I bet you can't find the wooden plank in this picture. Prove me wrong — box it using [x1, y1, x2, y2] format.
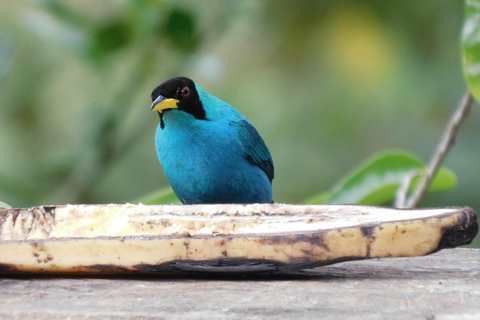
[0, 248, 478, 319]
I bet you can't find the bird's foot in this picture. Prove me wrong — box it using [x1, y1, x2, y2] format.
[182, 198, 196, 205]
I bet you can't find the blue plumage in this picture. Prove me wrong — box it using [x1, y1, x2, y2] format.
[150, 77, 273, 204]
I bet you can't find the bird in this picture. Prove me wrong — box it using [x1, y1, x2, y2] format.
[150, 77, 274, 204]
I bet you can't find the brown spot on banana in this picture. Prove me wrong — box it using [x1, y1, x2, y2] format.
[0, 204, 477, 274]
[0, 263, 16, 272]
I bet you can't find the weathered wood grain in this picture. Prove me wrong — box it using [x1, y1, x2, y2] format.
[0, 248, 478, 320]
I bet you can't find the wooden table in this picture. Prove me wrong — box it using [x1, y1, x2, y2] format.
[0, 248, 478, 320]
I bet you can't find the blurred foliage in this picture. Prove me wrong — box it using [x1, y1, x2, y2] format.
[0, 0, 478, 243]
[305, 150, 457, 205]
[463, 0, 480, 102]
[135, 186, 179, 205]
[162, 9, 199, 51]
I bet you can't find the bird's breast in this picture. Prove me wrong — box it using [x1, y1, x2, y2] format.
[155, 114, 241, 176]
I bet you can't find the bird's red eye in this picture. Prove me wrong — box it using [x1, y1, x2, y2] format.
[181, 87, 190, 97]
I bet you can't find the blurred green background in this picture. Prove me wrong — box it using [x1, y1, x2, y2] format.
[0, 1, 478, 221]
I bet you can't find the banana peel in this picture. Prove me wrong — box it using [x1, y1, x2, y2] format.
[0, 204, 477, 274]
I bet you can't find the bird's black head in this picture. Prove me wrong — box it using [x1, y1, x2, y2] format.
[150, 77, 206, 125]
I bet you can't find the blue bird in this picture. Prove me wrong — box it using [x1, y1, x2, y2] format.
[150, 77, 274, 204]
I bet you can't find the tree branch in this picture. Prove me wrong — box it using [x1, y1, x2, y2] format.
[394, 170, 417, 208]
[404, 91, 473, 208]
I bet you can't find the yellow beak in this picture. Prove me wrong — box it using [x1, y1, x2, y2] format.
[150, 95, 180, 113]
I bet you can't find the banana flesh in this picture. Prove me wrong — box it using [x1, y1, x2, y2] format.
[0, 204, 477, 274]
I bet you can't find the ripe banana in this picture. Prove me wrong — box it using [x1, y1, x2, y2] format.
[0, 204, 477, 274]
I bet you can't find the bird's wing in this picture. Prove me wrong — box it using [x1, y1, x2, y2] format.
[238, 119, 274, 182]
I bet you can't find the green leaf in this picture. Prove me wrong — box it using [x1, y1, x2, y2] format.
[324, 150, 457, 205]
[134, 186, 180, 205]
[411, 167, 457, 193]
[462, 0, 480, 102]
